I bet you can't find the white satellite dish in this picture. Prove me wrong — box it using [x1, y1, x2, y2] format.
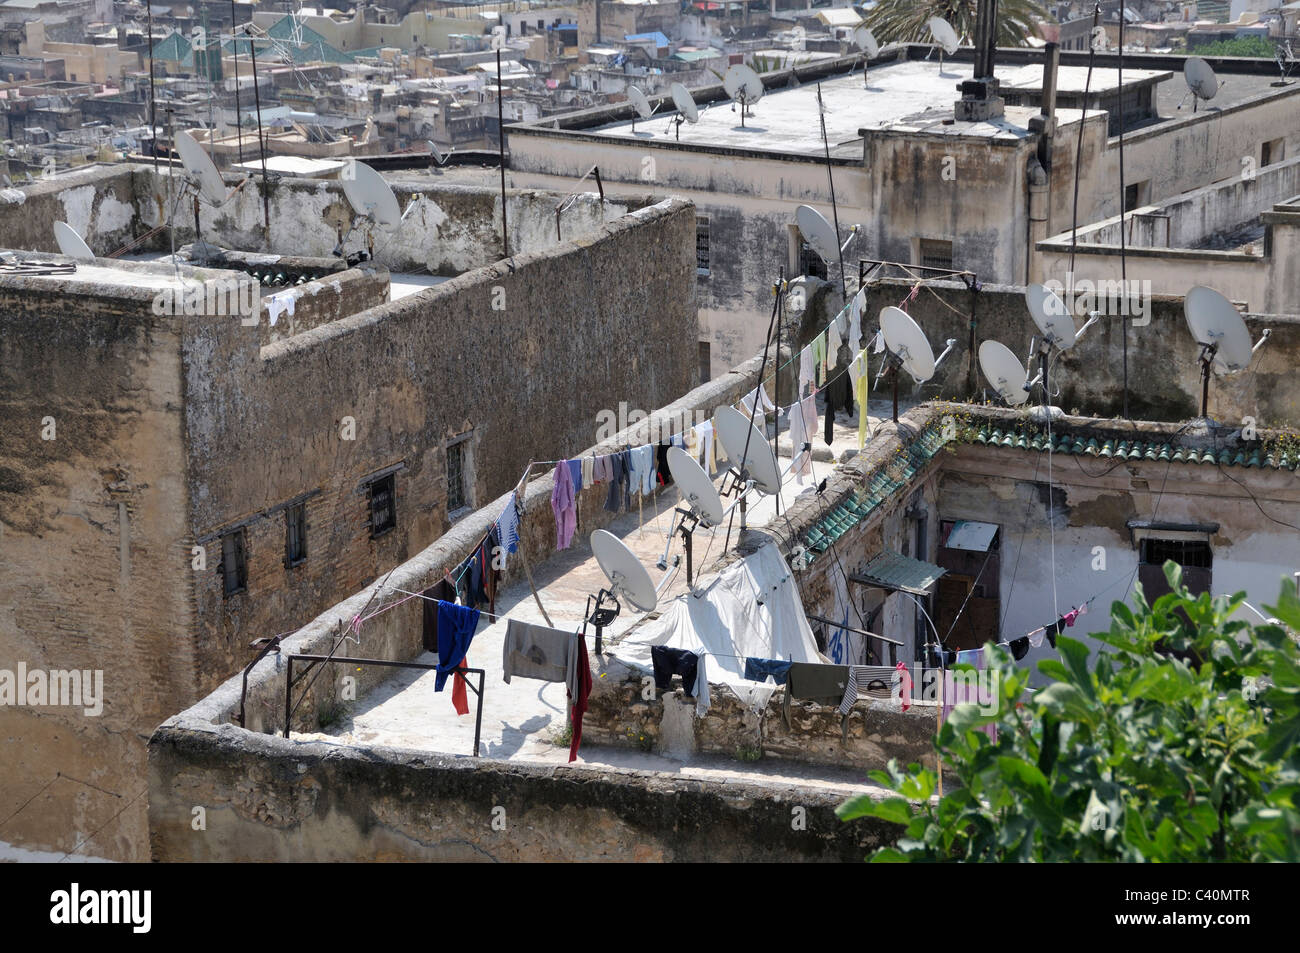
[877, 306, 956, 421]
[667, 446, 724, 526]
[670, 82, 698, 123]
[881, 306, 937, 382]
[715, 404, 782, 495]
[1184, 286, 1270, 418]
[661, 446, 727, 591]
[978, 340, 1034, 406]
[341, 160, 402, 231]
[1025, 283, 1079, 349]
[853, 25, 879, 58]
[175, 129, 228, 206]
[723, 63, 764, 126]
[795, 205, 841, 268]
[627, 85, 653, 121]
[1184, 57, 1219, 110]
[53, 221, 93, 260]
[928, 16, 960, 56]
[591, 529, 658, 612]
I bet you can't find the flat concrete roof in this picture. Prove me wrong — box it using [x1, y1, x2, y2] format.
[584, 59, 1153, 155]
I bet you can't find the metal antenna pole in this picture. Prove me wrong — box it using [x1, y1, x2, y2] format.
[231, 0, 243, 164]
[817, 83, 847, 297]
[497, 49, 509, 259]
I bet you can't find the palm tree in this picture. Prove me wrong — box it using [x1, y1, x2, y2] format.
[864, 0, 1053, 49]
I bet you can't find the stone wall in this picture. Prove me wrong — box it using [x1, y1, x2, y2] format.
[147, 725, 902, 862]
[857, 279, 1300, 426]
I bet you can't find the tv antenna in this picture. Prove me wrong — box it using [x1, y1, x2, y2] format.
[723, 63, 764, 127]
[927, 17, 960, 74]
[589, 528, 668, 653]
[1183, 286, 1270, 420]
[669, 82, 700, 141]
[175, 128, 247, 257]
[1024, 282, 1101, 421]
[53, 221, 94, 260]
[1180, 57, 1219, 112]
[853, 25, 879, 87]
[1274, 41, 1295, 86]
[656, 446, 729, 593]
[978, 339, 1041, 406]
[877, 306, 956, 422]
[627, 85, 655, 134]
[337, 158, 419, 260]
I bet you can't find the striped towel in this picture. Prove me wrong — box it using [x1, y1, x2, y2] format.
[839, 665, 902, 716]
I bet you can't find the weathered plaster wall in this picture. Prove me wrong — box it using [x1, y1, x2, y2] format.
[940, 420, 1300, 683]
[147, 726, 901, 862]
[856, 279, 1300, 427]
[0, 263, 195, 862]
[0, 164, 141, 254]
[137, 170, 630, 276]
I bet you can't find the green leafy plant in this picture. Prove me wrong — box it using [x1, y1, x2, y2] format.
[1189, 37, 1276, 59]
[838, 564, 1300, 861]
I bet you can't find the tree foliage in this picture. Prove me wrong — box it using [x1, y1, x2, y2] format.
[864, 0, 1052, 49]
[838, 563, 1300, 861]
[1189, 37, 1276, 59]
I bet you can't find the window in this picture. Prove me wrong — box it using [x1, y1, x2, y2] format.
[918, 238, 953, 271]
[1124, 179, 1150, 212]
[698, 341, 711, 382]
[220, 530, 247, 596]
[798, 241, 827, 280]
[1138, 537, 1211, 603]
[696, 215, 710, 276]
[285, 502, 307, 567]
[368, 474, 397, 538]
[1262, 138, 1284, 167]
[446, 436, 472, 517]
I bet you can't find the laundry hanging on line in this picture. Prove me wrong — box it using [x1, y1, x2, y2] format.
[502, 619, 592, 762]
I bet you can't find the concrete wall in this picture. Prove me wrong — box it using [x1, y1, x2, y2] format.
[147, 726, 901, 861]
[856, 278, 1300, 427]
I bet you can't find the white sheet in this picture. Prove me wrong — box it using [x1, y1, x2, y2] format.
[613, 544, 821, 712]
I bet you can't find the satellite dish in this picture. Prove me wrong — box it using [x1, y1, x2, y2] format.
[53, 221, 93, 260]
[723, 63, 764, 102]
[591, 529, 658, 612]
[670, 82, 698, 123]
[341, 159, 401, 230]
[175, 129, 227, 205]
[666, 446, 724, 526]
[1025, 283, 1078, 349]
[853, 25, 879, 58]
[1184, 286, 1253, 373]
[715, 404, 782, 495]
[627, 85, 653, 120]
[1184, 285, 1270, 419]
[880, 306, 936, 382]
[795, 205, 840, 267]
[1184, 57, 1219, 104]
[928, 17, 960, 56]
[978, 340, 1032, 406]
[723, 63, 763, 126]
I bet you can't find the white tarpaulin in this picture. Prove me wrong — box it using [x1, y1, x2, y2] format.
[613, 543, 821, 712]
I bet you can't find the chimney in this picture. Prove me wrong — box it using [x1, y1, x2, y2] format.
[954, 0, 1005, 121]
[1030, 41, 1060, 170]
